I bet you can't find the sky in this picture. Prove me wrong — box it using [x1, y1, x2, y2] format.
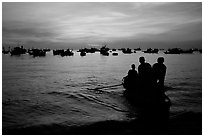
[2, 2, 202, 49]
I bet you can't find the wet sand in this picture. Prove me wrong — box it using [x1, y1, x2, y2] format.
[3, 111, 201, 135]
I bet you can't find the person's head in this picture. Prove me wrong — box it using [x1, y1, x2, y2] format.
[139, 57, 145, 64]
[131, 64, 135, 70]
[157, 57, 164, 64]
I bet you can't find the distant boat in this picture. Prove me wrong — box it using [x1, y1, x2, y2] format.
[80, 51, 86, 56]
[78, 48, 99, 53]
[164, 48, 181, 54]
[134, 48, 141, 51]
[100, 45, 109, 56]
[180, 49, 194, 54]
[122, 48, 132, 54]
[101, 51, 109, 56]
[199, 49, 202, 53]
[61, 49, 74, 56]
[10, 46, 27, 56]
[53, 49, 64, 55]
[112, 53, 118, 56]
[28, 48, 46, 57]
[143, 48, 159, 54]
[53, 49, 74, 56]
[2, 49, 10, 54]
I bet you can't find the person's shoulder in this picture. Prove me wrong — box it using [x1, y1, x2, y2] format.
[146, 62, 151, 67]
[129, 69, 133, 72]
[152, 62, 158, 66]
[163, 64, 167, 69]
[134, 69, 138, 73]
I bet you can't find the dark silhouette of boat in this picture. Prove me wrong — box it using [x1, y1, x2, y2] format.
[43, 48, 51, 52]
[122, 48, 132, 54]
[28, 48, 46, 57]
[53, 49, 64, 55]
[80, 51, 86, 56]
[61, 49, 74, 56]
[191, 48, 202, 53]
[112, 52, 118, 56]
[112, 48, 117, 51]
[78, 48, 99, 53]
[10, 46, 27, 56]
[143, 48, 159, 54]
[88, 48, 99, 53]
[77, 48, 100, 53]
[134, 48, 141, 51]
[2, 47, 10, 54]
[164, 48, 181, 54]
[164, 48, 201, 54]
[100, 45, 109, 56]
[122, 71, 171, 127]
[199, 49, 202, 53]
[180, 49, 194, 54]
[123, 87, 171, 129]
[53, 49, 74, 56]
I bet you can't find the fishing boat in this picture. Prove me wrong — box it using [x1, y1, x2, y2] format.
[100, 45, 109, 56]
[122, 75, 171, 119]
[122, 48, 132, 54]
[10, 46, 27, 56]
[143, 48, 159, 54]
[80, 51, 86, 56]
[112, 52, 118, 56]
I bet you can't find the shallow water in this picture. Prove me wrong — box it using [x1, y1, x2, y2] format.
[2, 51, 202, 130]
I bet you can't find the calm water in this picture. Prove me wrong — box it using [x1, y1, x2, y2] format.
[2, 51, 202, 130]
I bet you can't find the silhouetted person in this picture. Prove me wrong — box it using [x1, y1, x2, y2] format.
[138, 57, 152, 88]
[136, 57, 171, 132]
[123, 64, 138, 90]
[152, 57, 166, 89]
[123, 64, 139, 101]
[152, 57, 171, 131]
[137, 57, 154, 107]
[128, 64, 138, 80]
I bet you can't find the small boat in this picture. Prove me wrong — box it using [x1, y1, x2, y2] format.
[164, 48, 181, 54]
[100, 45, 109, 56]
[10, 46, 27, 56]
[112, 53, 118, 56]
[143, 48, 159, 54]
[122, 48, 132, 54]
[134, 48, 141, 51]
[122, 77, 171, 117]
[80, 51, 86, 56]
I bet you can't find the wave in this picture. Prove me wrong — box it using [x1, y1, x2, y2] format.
[47, 91, 71, 96]
[46, 90, 127, 113]
[77, 93, 128, 112]
[47, 91, 128, 112]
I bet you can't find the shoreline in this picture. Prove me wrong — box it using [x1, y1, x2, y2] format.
[3, 111, 201, 135]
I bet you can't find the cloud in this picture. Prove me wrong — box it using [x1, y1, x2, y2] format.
[3, 27, 54, 38]
[2, 2, 202, 48]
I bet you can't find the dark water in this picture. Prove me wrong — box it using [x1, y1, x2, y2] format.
[2, 51, 202, 132]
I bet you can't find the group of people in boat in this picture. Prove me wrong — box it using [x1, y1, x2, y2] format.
[123, 56, 170, 107]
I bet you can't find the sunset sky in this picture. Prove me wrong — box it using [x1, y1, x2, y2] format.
[2, 2, 202, 49]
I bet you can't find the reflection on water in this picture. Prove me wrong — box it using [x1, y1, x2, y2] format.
[2, 51, 202, 130]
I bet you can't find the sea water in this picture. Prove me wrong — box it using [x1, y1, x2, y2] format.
[2, 51, 202, 131]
